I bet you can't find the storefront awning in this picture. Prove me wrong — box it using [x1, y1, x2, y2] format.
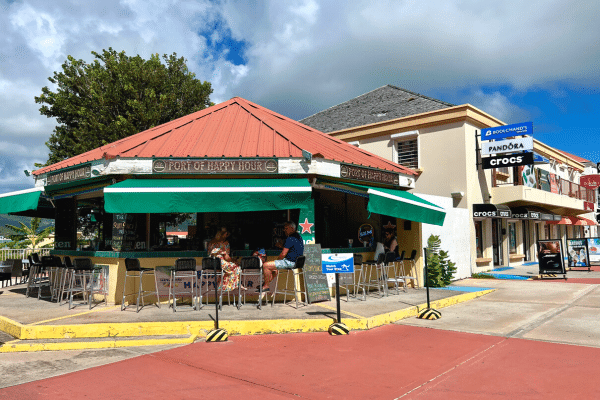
[103, 178, 313, 213]
[548, 216, 574, 225]
[472, 204, 512, 219]
[510, 206, 542, 220]
[0, 187, 52, 217]
[549, 216, 598, 226]
[323, 181, 446, 226]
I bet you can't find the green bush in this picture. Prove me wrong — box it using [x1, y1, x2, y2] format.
[425, 235, 457, 287]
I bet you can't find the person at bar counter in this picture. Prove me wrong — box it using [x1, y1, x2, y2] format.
[383, 229, 398, 257]
[208, 227, 243, 291]
[260, 221, 304, 292]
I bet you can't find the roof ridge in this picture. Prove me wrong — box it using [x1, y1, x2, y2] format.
[386, 84, 455, 107]
[299, 85, 391, 121]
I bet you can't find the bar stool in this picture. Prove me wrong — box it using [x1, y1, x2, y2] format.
[57, 256, 74, 304]
[42, 255, 64, 302]
[403, 250, 420, 289]
[271, 256, 307, 309]
[352, 253, 365, 299]
[121, 258, 160, 312]
[237, 256, 265, 309]
[384, 251, 406, 295]
[357, 252, 386, 300]
[200, 257, 223, 310]
[89, 264, 109, 309]
[26, 254, 47, 299]
[169, 258, 199, 312]
[67, 258, 94, 309]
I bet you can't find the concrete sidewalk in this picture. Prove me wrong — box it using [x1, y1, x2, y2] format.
[0, 282, 492, 352]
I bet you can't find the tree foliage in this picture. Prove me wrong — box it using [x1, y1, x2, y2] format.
[35, 48, 213, 165]
[425, 234, 456, 287]
[1, 218, 54, 249]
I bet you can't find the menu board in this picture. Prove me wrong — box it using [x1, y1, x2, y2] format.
[588, 238, 600, 264]
[303, 244, 331, 303]
[112, 214, 141, 251]
[537, 240, 565, 275]
[566, 238, 590, 271]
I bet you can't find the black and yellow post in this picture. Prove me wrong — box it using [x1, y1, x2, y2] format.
[417, 248, 441, 320]
[328, 272, 350, 335]
[206, 257, 228, 342]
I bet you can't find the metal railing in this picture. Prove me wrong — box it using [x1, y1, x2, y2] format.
[492, 168, 596, 204]
[0, 248, 52, 262]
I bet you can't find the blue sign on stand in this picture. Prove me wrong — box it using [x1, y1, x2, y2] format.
[321, 253, 354, 274]
[482, 122, 533, 141]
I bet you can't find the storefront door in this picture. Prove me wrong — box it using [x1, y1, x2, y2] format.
[492, 219, 503, 266]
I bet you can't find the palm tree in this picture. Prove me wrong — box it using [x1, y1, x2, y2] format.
[2, 218, 54, 249]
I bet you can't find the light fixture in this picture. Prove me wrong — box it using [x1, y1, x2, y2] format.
[451, 192, 464, 199]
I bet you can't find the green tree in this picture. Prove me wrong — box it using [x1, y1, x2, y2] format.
[425, 234, 456, 287]
[1, 218, 54, 249]
[35, 48, 213, 165]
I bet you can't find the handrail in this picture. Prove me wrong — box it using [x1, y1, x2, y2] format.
[0, 248, 52, 262]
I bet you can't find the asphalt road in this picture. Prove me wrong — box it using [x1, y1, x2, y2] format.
[1, 277, 599, 399]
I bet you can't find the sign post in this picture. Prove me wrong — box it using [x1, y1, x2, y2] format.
[417, 248, 441, 320]
[322, 253, 354, 335]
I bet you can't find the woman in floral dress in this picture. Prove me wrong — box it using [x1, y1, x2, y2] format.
[208, 228, 241, 291]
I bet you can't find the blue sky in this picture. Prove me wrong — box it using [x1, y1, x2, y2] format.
[0, 0, 599, 194]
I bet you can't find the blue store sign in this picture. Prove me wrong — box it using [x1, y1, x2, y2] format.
[482, 122, 533, 141]
[321, 253, 354, 274]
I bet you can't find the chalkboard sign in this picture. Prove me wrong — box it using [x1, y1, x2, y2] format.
[303, 244, 331, 304]
[112, 214, 138, 251]
[537, 240, 565, 275]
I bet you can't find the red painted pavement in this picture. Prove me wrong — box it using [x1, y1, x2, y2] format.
[1, 325, 600, 399]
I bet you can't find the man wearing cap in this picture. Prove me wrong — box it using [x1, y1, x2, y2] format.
[259, 221, 304, 292]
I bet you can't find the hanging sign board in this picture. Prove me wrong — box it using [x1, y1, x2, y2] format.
[580, 175, 600, 190]
[537, 240, 565, 275]
[322, 253, 354, 286]
[482, 136, 533, 155]
[303, 244, 331, 303]
[482, 122, 533, 141]
[566, 238, 590, 270]
[482, 152, 534, 170]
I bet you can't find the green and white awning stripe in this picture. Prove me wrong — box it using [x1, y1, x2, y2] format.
[104, 178, 312, 213]
[366, 187, 446, 226]
[0, 187, 45, 215]
[322, 181, 446, 226]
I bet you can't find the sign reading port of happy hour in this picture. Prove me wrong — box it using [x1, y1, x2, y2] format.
[340, 164, 400, 186]
[152, 158, 278, 174]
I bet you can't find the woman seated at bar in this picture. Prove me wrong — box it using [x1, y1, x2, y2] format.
[260, 221, 304, 292]
[383, 229, 398, 257]
[208, 227, 243, 291]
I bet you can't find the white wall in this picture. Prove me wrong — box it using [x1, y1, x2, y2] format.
[418, 193, 472, 280]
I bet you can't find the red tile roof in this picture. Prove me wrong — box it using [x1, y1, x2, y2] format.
[557, 149, 589, 163]
[34, 97, 416, 176]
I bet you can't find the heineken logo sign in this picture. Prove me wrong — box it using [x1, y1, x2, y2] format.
[152, 158, 278, 174]
[47, 165, 91, 185]
[340, 164, 399, 185]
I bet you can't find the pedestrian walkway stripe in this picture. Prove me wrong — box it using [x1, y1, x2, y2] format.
[29, 305, 122, 326]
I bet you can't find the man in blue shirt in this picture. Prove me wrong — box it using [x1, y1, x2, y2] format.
[259, 221, 304, 292]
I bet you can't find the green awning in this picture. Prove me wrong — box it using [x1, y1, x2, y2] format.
[104, 178, 313, 213]
[0, 187, 45, 215]
[323, 181, 446, 226]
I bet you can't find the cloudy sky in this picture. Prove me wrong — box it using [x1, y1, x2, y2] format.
[1, 0, 599, 194]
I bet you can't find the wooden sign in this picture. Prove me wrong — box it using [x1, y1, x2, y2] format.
[152, 158, 278, 174]
[303, 244, 331, 304]
[340, 164, 400, 186]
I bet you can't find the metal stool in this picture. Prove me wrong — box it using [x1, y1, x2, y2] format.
[57, 256, 74, 304]
[169, 258, 199, 312]
[357, 252, 386, 299]
[237, 256, 266, 309]
[89, 264, 109, 309]
[401, 250, 420, 288]
[201, 257, 223, 310]
[26, 254, 48, 299]
[67, 258, 94, 309]
[42, 255, 64, 302]
[384, 251, 406, 295]
[121, 258, 160, 312]
[272, 256, 307, 309]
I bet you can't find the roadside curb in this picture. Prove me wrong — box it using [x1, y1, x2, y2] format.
[0, 289, 494, 352]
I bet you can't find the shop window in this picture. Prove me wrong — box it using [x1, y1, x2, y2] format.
[475, 220, 484, 258]
[508, 222, 517, 254]
[397, 138, 418, 170]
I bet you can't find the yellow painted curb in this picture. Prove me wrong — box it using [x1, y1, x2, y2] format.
[0, 289, 495, 351]
[0, 334, 199, 353]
